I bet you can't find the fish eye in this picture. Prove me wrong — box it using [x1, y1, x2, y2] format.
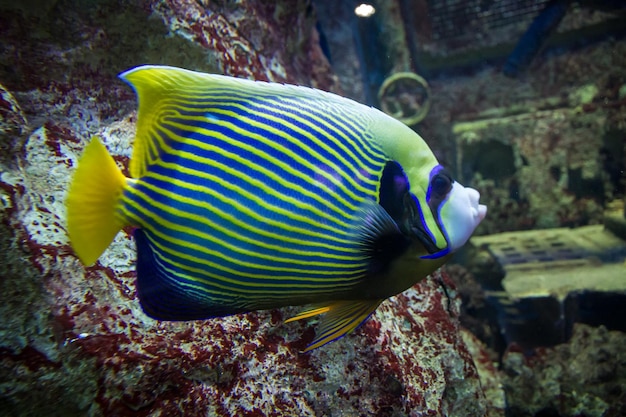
[430, 172, 452, 198]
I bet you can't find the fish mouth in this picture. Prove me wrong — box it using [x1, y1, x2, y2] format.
[474, 204, 487, 222]
[467, 188, 487, 223]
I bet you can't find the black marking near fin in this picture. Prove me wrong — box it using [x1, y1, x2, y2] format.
[379, 160, 409, 223]
[134, 229, 245, 321]
[379, 160, 441, 255]
[356, 200, 411, 276]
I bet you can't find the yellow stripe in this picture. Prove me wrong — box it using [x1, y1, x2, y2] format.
[138, 173, 362, 249]
[276, 96, 385, 166]
[143, 166, 358, 244]
[128, 181, 368, 262]
[126, 185, 365, 269]
[149, 244, 356, 300]
[303, 300, 381, 352]
[131, 163, 351, 242]
[165, 90, 386, 168]
[153, 124, 363, 227]
[143, 229, 367, 292]
[169, 112, 381, 187]
[153, 150, 352, 230]
[121, 189, 368, 283]
[159, 112, 377, 208]
[162, 100, 381, 197]
[214, 103, 380, 195]
[284, 306, 331, 322]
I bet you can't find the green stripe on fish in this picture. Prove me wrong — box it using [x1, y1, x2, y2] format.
[66, 65, 486, 351]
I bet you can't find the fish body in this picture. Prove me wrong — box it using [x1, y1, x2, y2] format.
[66, 66, 486, 351]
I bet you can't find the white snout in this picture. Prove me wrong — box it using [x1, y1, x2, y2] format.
[466, 187, 487, 222]
[440, 182, 487, 251]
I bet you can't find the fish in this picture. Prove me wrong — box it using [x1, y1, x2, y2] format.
[66, 65, 486, 351]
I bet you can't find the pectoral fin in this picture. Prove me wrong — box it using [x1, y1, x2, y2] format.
[286, 299, 384, 352]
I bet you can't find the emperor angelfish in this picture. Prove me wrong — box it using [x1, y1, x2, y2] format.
[66, 66, 486, 352]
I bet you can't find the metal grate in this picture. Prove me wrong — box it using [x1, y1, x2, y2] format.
[428, 0, 551, 40]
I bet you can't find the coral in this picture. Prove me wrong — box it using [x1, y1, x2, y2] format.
[0, 1, 499, 416]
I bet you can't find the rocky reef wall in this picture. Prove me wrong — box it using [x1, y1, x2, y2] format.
[0, 1, 501, 416]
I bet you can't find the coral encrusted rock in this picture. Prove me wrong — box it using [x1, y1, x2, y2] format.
[0, 1, 500, 416]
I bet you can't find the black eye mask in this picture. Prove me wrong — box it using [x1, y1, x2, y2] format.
[378, 160, 442, 254]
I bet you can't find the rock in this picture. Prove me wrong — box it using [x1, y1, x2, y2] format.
[0, 84, 26, 154]
[0, 1, 500, 416]
[502, 324, 626, 417]
[461, 330, 506, 416]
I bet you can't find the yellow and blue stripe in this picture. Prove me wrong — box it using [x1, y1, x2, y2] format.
[116, 67, 391, 319]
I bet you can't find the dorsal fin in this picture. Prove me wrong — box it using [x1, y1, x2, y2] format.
[119, 66, 204, 178]
[118, 65, 371, 178]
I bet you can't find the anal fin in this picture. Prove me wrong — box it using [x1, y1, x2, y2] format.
[286, 299, 384, 352]
[134, 229, 248, 320]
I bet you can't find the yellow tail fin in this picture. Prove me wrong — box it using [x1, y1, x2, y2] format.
[66, 137, 127, 266]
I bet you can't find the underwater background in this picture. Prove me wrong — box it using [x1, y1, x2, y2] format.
[0, 0, 625, 416]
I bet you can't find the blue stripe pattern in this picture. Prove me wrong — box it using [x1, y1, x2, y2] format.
[117, 80, 390, 317]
